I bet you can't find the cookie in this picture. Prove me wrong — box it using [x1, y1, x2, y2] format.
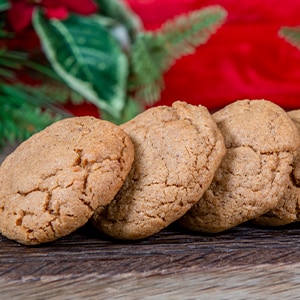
[0, 116, 134, 245]
[92, 101, 226, 239]
[254, 109, 300, 226]
[179, 99, 300, 233]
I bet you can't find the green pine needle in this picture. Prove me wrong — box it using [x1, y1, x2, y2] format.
[159, 5, 227, 67]
[129, 5, 227, 105]
[0, 84, 65, 148]
[129, 33, 166, 103]
[0, 48, 76, 149]
[25, 81, 85, 105]
[279, 26, 300, 50]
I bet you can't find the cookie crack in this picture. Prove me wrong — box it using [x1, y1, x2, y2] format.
[41, 168, 64, 181]
[72, 148, 103, 213]
[79, 175, 94, 213]
[295, 196, 300, 220]
[17, 189, 39, 197]
[14, 208, 56, 242]
[119, 135, 129, 173]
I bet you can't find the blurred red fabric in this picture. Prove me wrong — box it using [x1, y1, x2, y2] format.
[126, 0, 300, 111]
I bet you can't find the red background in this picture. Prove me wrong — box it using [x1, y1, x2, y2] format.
[126, 0, 300, 111]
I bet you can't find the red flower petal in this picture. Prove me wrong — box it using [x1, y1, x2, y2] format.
[7, 1, 34, 32]
[45, 7, 69, 20]
[61, 0, 98, 15]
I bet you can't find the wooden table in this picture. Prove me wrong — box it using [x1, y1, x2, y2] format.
[1, 145, 300, 299]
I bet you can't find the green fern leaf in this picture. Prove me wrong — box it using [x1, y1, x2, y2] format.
[130, 5, 227, 105]
[279, 26, 300, 50]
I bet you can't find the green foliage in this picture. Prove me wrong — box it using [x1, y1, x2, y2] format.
[159, 5, 227, 65]
[0, 48, 75, 148]
[129, 5, 227, 104]
[0, 84, 66, 148]
[129, 33, 166, 104]
[279, 26, 300, 50]
[101, 96, 142, 125]
[28, 81, 84, 105]
[0, 0, 9, 12]
[0, 0, 10, 38]
[0, 1, 228, 148]
[33, 9, 128, 119]
[94, 0, 142, 39]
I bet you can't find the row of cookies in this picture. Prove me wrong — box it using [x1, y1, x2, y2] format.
[0, 99, 299, 245]
[94, 99, 300, 238]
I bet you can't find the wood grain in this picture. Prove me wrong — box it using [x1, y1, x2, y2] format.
[2, 144, 300, 298]
[1, 222, 300, 299]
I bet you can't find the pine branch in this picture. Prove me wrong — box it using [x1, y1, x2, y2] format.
[159, 5, 227, 69]
[0, 48, 75, 148]
[129, 33, 166, 104]
[0, 84, 65, 148]
[0, 48, 27, 71]
[0, 47, 83, 106]
[23, 81, 85, 105]
[129, 5, 227, 105]
[279, 26, 300, 50]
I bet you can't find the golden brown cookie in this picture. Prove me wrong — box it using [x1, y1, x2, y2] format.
[92, 101, 226, 239]
[179, 99, 300, 233]
[0, 116, 134, 245]
[254, 109, 300, 226]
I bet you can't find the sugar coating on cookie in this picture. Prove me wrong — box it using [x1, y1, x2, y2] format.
[92, 101, 226, 239]
[0, 116, 134, 245]
[179, 99, 300, 233]
[255, 109, 300, 226]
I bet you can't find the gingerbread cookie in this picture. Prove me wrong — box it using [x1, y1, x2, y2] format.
[92, 101, 226, 239]
[255, 109, 300, 226]
[179, 100, 300, 233]
[0, 116, 134, 245]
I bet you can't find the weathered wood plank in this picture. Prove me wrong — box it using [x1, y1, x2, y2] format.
[1, 223, 300, 298]
[1, 223, 300, 276]
[2, 263, 300, 299]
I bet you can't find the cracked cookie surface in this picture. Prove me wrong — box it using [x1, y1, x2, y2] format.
[179, 100, 300, 233]
[254, 109, 300, 226]
[92, 101, 226, 239]
[0, 116, 134, 245]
